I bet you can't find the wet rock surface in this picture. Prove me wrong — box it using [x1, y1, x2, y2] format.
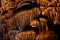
[0, 0, 60, 40]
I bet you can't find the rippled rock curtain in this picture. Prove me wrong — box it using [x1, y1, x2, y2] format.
[0, 0, 60, 40]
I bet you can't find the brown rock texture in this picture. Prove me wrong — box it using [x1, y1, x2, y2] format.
[0, 0, 60, 40]
[36, 31, 58, 40]
[15, 30, 36, 40]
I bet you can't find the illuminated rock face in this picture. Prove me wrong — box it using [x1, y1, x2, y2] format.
[30, 17, 48, 33]
[1, 0, 36, 10]
[36, 31, 58, 40]
[42, 7, 60, 25]
[15, 30, 36, 40]
[0, 0, 60, 40]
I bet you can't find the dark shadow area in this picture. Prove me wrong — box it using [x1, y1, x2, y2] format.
[23, 25, 39, 34]
[13, 1, 40, 16]
[2, 10, 8, 15]
[52, 24, 60, 40]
